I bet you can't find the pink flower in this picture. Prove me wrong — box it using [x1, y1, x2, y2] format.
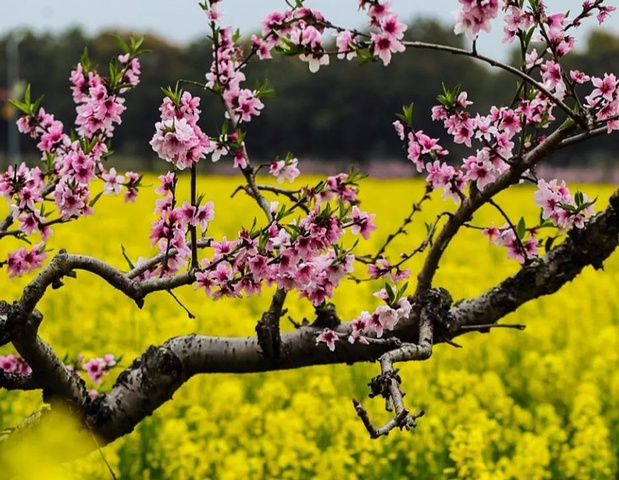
[18, 210, 42, 235]
[150, 117, 209, 170]
[371, 32, 405, 66]
[348, 311, 371, 344]
[195, 202, 215, 232]
[375, 305, 399, 332]
[483, 223, 501, 243]
[570, 70, 590, 84]
[0, 354, 17, 372]
[453, 0, 499, 40]
[316, 328, 338, 351]
[251, 35, 273, 60]
[234, 90, 264, 122]
[6, 243, 47, 277]
[587, 73, 617, 103]
[349, 206, 377, 239]
[502, 6, 533, 44]
[597, 6, 616, 25]
[102, 167, 124, 195]
[463, 152, 496, 190]
[336, 30, 357, 60]
[381, 14, 407, 40]
[270, 158, 300, 183]
[82, 358, 105, 384]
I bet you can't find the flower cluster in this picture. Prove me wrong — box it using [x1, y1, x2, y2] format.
[5, 243, 47, 278]
[0, 354, 32, 376]
[147, 172, 215, 276]
[81, 354, 117, 384]
[453, 0, 500, 40]
[337, 1, 409, 66]
[534, 179, 595, 229]
[195, 205, 356, 304]
[483, 223, 538, 264]
[187, 173, 375, 304]
[316, 294, 412, 351]
[4, 47, 143, 276]
[205, 23, 264, 123]
[367, 5, 407, 66]
[71, 61, 130, 138]
[253, 1, 408, 72]
[150, 92, 211, 170]
[260, 7, 330, 72]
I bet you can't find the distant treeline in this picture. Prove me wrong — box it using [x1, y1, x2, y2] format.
[1, 19, 618, 168]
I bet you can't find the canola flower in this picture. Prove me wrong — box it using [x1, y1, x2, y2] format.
[0, 177, 616, 479]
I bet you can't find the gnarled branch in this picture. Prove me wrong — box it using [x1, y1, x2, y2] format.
[0, 190, 616, 473]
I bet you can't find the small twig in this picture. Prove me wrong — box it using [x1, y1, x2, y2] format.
[370, 183, 432, 262]
[401, 41, 584, 128]
[353, 289, 446, 438]
[459, 323, 526, 332]
[352, 398, 425, 439]
[166, 289, 196, 319]
[126, 238, 211, 279]
[86, 423, 118, 480]
[189, 163, 198, 269]
[488, 198, 529, 263]
[558, 123, 619, 149]
[178, 79, 208, 90]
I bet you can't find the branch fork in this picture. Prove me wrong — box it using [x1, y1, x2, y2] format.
[353, 287, 450, 438]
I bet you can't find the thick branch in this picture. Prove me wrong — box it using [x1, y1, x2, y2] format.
[0, 371, 38, 391]
[255, 288, 287, 359]
[0, 301, 88, 407]
[1, 191, 616, 470]
[450, 188, 619, 332]
[415, 124, 576, 294]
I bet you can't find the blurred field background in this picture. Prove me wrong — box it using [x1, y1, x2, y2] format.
[0, 176, 617, 479]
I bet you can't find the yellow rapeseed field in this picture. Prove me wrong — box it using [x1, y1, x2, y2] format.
[0, 175, 617, 479]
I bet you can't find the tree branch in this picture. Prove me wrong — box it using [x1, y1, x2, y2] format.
[450, 188, 619, 334]
[0, 370, 38, 391]
[0, 189, 616, 471]
[402, 41, 583, 127]
[415, 123, 577, 294]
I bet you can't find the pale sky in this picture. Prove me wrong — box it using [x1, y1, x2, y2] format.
[3, 1, 618, 61]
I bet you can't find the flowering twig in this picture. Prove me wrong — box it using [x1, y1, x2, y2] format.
[401, 41, 584, 128]
[487, 198, 529, 263]
[363, 183, 432, 264]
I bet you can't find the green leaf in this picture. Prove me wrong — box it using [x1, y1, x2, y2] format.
[396, 102, 414, 126]
[516, 217, 526, 239]
[80, 48, 90, 72]
[384, 283, 395, 303]
[111, 34, 130, 54]
[559, 203, 576, 212]
[120, 245, 135, 270]
[88, 191, 104, 208]
[397, 281, 409, 299]
[574, 191, 584, 207]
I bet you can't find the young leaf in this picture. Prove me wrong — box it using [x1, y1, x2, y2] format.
[516, 217, 526, 239]
[120, 245, 135, 270]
